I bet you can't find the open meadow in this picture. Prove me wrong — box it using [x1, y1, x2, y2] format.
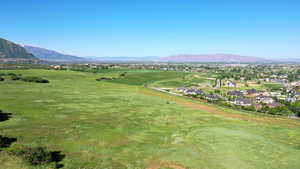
[0, 69, 300, 169]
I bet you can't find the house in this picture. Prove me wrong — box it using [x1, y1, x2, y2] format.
[256, 95, 274, 104]
[294, 92, 300, 100]
[267, 102, 282, 108]
[227, 90, 244, 97]
[52, 65, 61, 70]
[194, 89, 205, 95]
[291, 81, 300, 87]
[246, 89, 260, 97]
[183, 88, 204, 96]
[289, 89, 298, 95]
[176, 87, 189, 93]
[279, 75, 288, 79]
[205, 94, 220, 101]
[225, 80, 236, 87]
[285, 97, 297, 103]
[260, 91, 271, 96]
[270, 92, 281, 97]
[232, 97, 252, 106]
[270, 79, 287, 84]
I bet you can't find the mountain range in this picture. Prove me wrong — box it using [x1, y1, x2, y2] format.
[0, 37, 299, 64]
[22, 45, 87, 63]
[160, 54, 271, 63]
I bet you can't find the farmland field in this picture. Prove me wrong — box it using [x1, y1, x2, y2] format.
[0, 69, 300, 169]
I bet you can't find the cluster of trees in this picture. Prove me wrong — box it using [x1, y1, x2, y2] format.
[259, 105, 293, 116]
[0, 73, 49, 83]
[217, 101, 294, 116]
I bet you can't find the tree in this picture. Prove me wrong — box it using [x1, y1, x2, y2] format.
[119, 72, 127, 77]
[289, 101, 300, 117]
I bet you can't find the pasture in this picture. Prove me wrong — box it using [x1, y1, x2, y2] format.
[0, 69, 299, 169]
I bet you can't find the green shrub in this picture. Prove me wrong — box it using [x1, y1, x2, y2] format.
[0, 135, 17, 148]
[12, 146, 52, 165]
[21, 76, 49, 83]
[96, 77, 115, 81]
[11, 75, 22, 80]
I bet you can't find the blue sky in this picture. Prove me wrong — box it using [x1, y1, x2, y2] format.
[1, 0, 300, 58]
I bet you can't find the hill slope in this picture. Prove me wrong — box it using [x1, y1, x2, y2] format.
[22, 45, 87, 63]
[0, 69, 299, 169]
[0, 38, 37, 61]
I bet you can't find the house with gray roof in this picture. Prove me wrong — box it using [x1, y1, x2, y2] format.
[232, 97, 252, 106]
[227, 90, 244, 97]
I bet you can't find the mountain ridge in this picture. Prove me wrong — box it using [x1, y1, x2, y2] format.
[22, 45, 87, 63]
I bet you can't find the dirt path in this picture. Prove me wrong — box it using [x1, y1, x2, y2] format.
[139, 89, 300, 127]
[146, 161, 186, 169]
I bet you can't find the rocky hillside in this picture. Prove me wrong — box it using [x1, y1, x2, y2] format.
[0, 38, 37, 61]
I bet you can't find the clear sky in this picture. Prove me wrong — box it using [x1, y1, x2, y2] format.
[1, 0, 300, 58]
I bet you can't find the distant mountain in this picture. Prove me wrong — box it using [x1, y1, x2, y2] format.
[87, 56, 160, 63]
[2, 37, 288, 64]
[0, 38, 37, 62]
[22, 45, 87, 63]
[86, 54, 274, 63]
[159, 54, 271, 63]
[273, 57, 300, 63]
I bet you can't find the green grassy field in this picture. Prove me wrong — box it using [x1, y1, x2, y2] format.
[0, 69, 300, 169]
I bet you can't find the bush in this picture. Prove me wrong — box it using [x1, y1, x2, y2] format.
[13, 146, 52, 165]
[96, 77, 115, 81]
[0, 135, 17, 148]
[11, 75, 21, 80]
[0, 77, 4, 81]
[11, 146, 65, 167]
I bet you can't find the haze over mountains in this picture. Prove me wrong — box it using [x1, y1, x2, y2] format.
[0, 37, 299, 63]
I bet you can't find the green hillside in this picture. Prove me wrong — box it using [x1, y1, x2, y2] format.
[0, 38, 36, 59]
[0, 69, 299, 169]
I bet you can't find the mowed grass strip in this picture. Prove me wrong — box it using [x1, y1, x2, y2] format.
[0, 69, 299, 169]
